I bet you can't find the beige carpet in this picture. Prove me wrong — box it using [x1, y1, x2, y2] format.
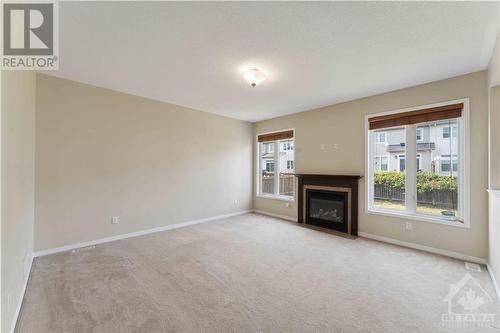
[17, 214, 500, 332]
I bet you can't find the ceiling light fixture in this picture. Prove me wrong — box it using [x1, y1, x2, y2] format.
[243, 68, 266, 87]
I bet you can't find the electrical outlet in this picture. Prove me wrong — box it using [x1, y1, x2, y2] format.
[405, 222, 412, 230]
[233, 199, 239, 205]
[111, 216, 119, 224]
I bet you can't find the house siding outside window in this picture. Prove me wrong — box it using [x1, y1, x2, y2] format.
[258, 132, 295, 199]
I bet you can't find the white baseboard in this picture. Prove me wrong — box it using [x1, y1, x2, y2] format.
[253, 210, 297, 222]
[487, 263, 500, 302]
[358, 232, 487, 265]
[10, 253, 34, 333]
[33, 210, 252, 257]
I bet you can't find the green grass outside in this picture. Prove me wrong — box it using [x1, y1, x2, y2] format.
[373, 200, 456, 217]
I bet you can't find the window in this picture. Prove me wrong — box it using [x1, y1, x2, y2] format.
[260, 155, 275, 195]
[281, 142, 293, 151]
[416, 128, 423, 142]
[442, 125, 458, 139]
[374, 132, 386, 144]
[374, 156, 388, 171]
[266, 161, 275, 172]
[442, 127, 450, 138]
[367, 101, 467, 225]
[258, 130, 295, 199]
[397, 154, 406, 172]
[371, 128, 406, 211]
[264, 142, 274, 153]
[440, 155, 458, 173]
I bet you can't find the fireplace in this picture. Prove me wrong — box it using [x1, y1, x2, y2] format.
[296, 174, 361, 236]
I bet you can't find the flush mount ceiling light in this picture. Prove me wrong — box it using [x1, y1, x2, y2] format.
[243, 68, 266, 87]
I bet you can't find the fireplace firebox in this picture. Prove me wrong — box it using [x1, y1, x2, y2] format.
[295, 174, 361, 236]
[307, 189, 348, 233]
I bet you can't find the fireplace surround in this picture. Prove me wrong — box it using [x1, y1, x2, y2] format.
[295, 174, 361, 236]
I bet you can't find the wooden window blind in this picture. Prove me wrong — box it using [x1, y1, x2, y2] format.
[257, 130, 294, 142]
[368, 103, 463, 130]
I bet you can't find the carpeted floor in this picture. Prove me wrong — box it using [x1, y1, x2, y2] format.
[17, 214, 500, 332]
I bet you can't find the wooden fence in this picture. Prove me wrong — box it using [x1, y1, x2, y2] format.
[262, 173, 294, 195]
[374, 184, 457, 208]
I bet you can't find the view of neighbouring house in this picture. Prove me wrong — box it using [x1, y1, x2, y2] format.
[371, 119, 460, 218]
[372, 119, 459, 176]
[260, 139, 295, 197]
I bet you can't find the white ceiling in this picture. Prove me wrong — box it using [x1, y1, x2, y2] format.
[47, 1, 499, 122]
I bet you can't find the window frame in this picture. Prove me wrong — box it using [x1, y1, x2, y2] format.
[256, 129, 296, 202]
[365, 99, 470, 228]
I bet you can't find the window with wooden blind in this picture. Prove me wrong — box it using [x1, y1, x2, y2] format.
[257, 130, 295, 200]
[366, 100, 469, 227]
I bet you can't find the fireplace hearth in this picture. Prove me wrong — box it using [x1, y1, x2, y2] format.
[295, 174, 361, 236]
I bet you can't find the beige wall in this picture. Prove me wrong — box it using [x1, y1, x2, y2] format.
[35, 74, 253, 251]
[1, 71, 36, 333]
[254, 71, 489, 259]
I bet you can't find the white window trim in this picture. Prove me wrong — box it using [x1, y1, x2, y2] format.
[256, 129, 296, 202]
[365, 98, 470, 228]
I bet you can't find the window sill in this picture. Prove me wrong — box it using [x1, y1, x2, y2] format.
[256, 194, 295, 202]
[366, 207, 469, 228]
